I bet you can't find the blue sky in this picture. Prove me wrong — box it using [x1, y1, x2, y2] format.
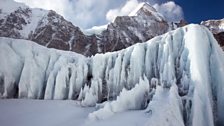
[168, 0, 224, 23]
[14, 0, 223, 29]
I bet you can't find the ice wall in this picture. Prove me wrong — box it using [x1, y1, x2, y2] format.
[0, 24, 224, 126]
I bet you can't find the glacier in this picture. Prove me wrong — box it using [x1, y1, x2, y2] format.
[0, 24, 224, 126]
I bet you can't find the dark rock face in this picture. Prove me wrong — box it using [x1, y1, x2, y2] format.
[85, 3, 170, 54]
[169, 20, 188, 30]
[0, 7, 31, 39]
[29, 10, 86, 52]
[175, 20, 188, 28]
[100, 14, 169, 53]
[214, 32, 224, 48]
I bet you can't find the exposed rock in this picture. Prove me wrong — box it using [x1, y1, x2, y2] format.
[29, 10, 86, 52]
[0, 7, 31, 39]
[201, 19, 224, 48]
[86, 3, 170, 53]
[214, 32, 224, 48]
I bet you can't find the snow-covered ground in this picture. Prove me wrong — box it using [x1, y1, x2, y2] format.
[0, 99, 151, 126]
[0, 99, 92, 126]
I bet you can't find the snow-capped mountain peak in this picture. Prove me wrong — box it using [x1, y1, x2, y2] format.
[129, 2, 164, 21]
[0, 0, 27, 17]
[201, 19, 224, 49]
[129, 2, 156, 16]
[201, 18, 224, 34]
[0, 0, 50, 38]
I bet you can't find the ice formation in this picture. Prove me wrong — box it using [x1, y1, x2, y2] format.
[88, 76, 150, 120]
[0, 24, 224, 126]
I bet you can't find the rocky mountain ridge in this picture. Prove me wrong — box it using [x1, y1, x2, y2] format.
[0, 0, 223, 55]
[0, 1, 186, 56]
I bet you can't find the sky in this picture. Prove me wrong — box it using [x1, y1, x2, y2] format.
[166, 0, 224, 23]
[14, 0, 223, 29]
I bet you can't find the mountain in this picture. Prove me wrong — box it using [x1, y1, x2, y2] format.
[93, 3, 169, 53]
[0, 24, 224, 126]
[0, 0, 89, 54]
[0, 0, 186, 56]
[201, 19, 224, 49]
[1, 1, 224, 126]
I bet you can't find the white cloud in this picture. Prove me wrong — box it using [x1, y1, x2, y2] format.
[15, 0, 67, 16]
[15, 0, 126, 29]
[14, 0, 184, 29]
[106, 0, 184, 23]
[65, 0, 111, 29]
[106, 0, 139, 22]
[153, 1, 184, 22]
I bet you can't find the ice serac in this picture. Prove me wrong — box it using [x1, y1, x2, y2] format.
[0, 24, 224, 126]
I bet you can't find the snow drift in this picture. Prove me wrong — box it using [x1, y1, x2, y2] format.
[0, 24, 224, 126]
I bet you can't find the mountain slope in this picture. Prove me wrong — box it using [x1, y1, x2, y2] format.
[95, 3, 169, 53]
[0, 24, 224, 126]
[0, 0, 88, 54]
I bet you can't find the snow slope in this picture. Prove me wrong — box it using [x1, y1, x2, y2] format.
[0, 0, 27, 17]
[0, 24, 224, 126]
